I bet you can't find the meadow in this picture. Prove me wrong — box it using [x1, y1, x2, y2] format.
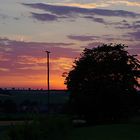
[0, 115, 140, 140]
[0, 90, 140, 140]
[0, 90, 69, 120]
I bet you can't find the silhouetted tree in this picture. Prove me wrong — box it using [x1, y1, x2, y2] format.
[65, 44, 140, 123]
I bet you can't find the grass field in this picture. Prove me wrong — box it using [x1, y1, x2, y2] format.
[0, 91, 140, 140]
[1, 115, 140, 140]
[0, 90, 69, 105]
[67, 123, 140, 140]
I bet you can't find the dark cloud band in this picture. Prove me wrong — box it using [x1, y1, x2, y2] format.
[23, 3, 140, 18]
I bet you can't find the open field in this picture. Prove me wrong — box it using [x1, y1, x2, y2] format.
[0, 90, 69, 118]
[0, 90, 140, 140]
[0, 115, 139, 140]
[0, 90, 69, 104]
[67, 123, 140, 140]
[1, 122, 140, 140]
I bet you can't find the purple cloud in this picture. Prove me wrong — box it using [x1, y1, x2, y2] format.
[67, 34, 134, 42]
[23, 3, 140, 20]
[0, 37, 81, 78]
[127, 30, 140, 41]
[116, 20, 140, 29]
[67, 35, 121, 42]
[92, 9, 139, 17]
[23, 3, 89, 16]
[0, 38, 77, 58]
[31, 13, 58, 21]
[68, 35, 98, 41]
[135, 21, 140, 24]
[83, 16, 107, 24]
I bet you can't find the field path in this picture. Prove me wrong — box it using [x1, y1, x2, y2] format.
[0, 120, 31, 126]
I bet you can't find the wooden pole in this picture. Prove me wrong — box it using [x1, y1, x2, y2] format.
[45, 51, 50, 113]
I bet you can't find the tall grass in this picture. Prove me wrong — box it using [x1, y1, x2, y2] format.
[3, 115, 72, 140]
[2, 114, 140, 140]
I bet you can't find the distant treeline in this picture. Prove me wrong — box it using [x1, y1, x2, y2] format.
[0, 88, 66, 92]
[0, 89, 69, 115]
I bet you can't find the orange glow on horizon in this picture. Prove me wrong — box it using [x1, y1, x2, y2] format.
[0, 53, 73, 89]
[0, 73, 67, 90]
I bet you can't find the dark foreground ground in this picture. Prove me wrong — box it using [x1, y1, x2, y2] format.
[0, 90, 140, 140]
[0, 115, 140, 140]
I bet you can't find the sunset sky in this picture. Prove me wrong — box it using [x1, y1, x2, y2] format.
[0, 0, 140, 89]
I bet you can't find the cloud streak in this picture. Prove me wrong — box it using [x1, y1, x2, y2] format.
[67, 34, 134, 43]
[23, 3, 140, 23]
[31, 13, 58, 21]
[0, 37, 79, 73]
[127, 30, 140, 41]
[115, 20, 140, 29]
[0, 37, 80, 88]
[68, 35, 96, 41]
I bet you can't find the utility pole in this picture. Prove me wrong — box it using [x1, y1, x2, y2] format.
[45, 50, 50, 113]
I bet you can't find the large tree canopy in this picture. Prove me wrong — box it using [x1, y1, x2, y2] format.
[65, 44, 140, 122]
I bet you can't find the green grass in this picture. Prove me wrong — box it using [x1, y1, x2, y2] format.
[3, 114, 140, 140]
[0, 113, 38, 121]
[1, 92, 140, 140]
[67, 124, 140, 140]
[3, 115, 72, 140]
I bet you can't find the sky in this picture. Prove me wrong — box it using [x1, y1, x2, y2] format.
[0, 0, 140, 89]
